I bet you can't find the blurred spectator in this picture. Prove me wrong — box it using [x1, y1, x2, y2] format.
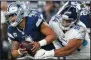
[42, 1, 59, 23]
[0, 1, 9, 60]
[1, 1, 8, 40]
[37, 1, 46, 12]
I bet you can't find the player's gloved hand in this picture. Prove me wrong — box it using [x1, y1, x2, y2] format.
[34, 49, 54, 59]
[30, 41, 40, 52]
[18, 44, 28, 56]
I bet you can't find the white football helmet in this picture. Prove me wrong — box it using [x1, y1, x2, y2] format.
[6, 1, 30, 27]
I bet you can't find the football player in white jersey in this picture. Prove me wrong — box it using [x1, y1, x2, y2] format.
[34, 5, 90, 59]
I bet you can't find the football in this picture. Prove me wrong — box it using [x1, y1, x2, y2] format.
[20, 41, 34, 56]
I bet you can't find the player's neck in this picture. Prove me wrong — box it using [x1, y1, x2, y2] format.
[18, 18, 26, 30]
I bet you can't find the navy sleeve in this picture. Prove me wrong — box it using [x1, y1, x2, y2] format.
[8, 26, 15, 41]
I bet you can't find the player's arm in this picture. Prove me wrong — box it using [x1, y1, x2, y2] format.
[40, 14, 56, 44]
[8, 30, 27, 58]
[31, 22, 56, 52]
[11, 41, 27, 58]
[35, 26, 86, 58]
[54, 39, 82, 56]
[34, 39, 82, 58]
[8, 31, 20, 58]
[11, 40, 20, 58]
[31, 14, 56, 52]
[40, 22, 56, 45]
[52, 26, 86, 57]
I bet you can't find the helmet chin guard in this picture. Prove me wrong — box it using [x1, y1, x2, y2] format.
[60, 14, 76, 30]
[10, 22, 18, 27]
[60, 21, 75, 30]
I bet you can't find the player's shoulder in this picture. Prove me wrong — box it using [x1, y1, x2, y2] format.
[8, 26, 16, 33]
[50, 14, 61, 23]
[28, 9, 42, 17]
[27, 9, 44, 27]
[65, 25, 86, 40]
[27, 9, 43, 21]
[71, 24, 86, 32]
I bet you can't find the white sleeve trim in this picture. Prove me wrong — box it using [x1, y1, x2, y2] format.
[36, 14, 43, 27]
[8, 37, 12, 44]
[8, 32, 14, 38]
[36, 18, 42, 27]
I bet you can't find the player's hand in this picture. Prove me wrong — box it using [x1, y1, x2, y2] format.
[34, 49, 54, 59]
[30, 41, 40, 52]
[18, 44, 28, 55]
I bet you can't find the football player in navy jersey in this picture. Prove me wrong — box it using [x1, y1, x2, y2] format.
[80, 1, 91, 28]
[6, 2, 56, 58]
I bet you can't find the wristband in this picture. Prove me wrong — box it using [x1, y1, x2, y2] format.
[38, 39, 47, 47]
[18, 49, 23, 56]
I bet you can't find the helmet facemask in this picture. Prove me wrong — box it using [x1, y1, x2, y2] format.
[60, 14, 76, 30]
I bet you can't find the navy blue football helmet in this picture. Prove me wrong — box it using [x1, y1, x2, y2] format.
[60, 6, 79, 30]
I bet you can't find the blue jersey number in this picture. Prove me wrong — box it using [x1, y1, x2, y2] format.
[73, 26, 80, 30]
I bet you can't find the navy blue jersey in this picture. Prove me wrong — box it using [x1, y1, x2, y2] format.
[8, 10, 55, 50]
[80, 9, 91, 28]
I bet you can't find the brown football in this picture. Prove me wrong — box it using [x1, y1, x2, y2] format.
[20, 41, 34, 56]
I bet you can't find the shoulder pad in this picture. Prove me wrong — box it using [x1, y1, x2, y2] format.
[72, 25, 86, 33]
[8, 26, 16, 33]
[65, 25, 86, 40]
[28, 9, 41, 17]
[51, 15, 61, 23]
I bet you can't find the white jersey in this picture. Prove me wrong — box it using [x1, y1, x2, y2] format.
[49, 15, 90, 59]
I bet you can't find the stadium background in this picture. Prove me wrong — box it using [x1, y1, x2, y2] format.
[0, 1, 91, 60]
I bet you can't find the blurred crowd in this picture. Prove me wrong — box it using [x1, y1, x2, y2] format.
[0, 1, 91, 60]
